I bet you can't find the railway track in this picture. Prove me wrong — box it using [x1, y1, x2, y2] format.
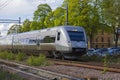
[49, 59, 120, 73]
[0, 59, 80, 80]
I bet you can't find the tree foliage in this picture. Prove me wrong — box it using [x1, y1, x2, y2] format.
[100, 0, 120, 32]
[7, 24, 22, 35]
[33, 4, 52, 28]
[18, 0, 119, 48]
[30, 21, 41, 30]
[21, 19, 31, 32]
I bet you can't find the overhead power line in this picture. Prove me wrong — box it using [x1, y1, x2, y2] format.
[0, 17, 21, 24]
[0, 0, 13, 9]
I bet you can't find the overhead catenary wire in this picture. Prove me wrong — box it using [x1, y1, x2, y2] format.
[0, 0, 13, 9]
[0, 18, 22, 23]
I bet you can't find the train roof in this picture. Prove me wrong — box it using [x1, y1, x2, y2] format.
[4, 26, 85, 37]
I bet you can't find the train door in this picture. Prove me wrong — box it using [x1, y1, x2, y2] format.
[56, 32, 61, 44]
[36, 35, 42, 50]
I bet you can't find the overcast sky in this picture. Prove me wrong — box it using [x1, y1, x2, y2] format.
[0, 0, 63, 36]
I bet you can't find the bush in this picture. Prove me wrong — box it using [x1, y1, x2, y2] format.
[0, 51, 15, 60]
[16, 53, 26, 61]
[0, 69, 26, 80]
[107, 55, 120, 64]
[27, 54, 48, 66]
[27, 56, 35, 65]
[7, 52, 15, 60]
[36, 54, 47, 66]
[80, 55, 103, 62]
[0, 51, 9, 59]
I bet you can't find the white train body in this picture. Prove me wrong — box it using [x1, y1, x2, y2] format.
[0, 26, 87, 59]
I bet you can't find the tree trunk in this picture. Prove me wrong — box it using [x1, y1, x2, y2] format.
[89, 34, 93, 48]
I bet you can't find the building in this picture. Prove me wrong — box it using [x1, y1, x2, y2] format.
[90, 31, 120, 48]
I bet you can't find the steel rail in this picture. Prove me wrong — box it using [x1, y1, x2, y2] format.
[49, 59, 120, 73]
[0, 59, 79, 80]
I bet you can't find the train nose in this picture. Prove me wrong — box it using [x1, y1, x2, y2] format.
[71, 41, 87, 48]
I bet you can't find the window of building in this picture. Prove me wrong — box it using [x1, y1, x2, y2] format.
[96, 37, 98, 42]
[108, 37, 110, 47]
[95, 45, 98, 48]
[101, 37, 104, 42]
[102, 45, 104, 48]
[108, 37, 110, 42]
[101, 30, 104, 35]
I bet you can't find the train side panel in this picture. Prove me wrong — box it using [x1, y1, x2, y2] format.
[0, 26, 87, 59]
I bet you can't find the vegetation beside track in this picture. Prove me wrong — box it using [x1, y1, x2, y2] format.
[80, 54, 120, 64]
[0, 51, 50, 66]
[0, 69, 26, 80]
[27, 54, 49, 66]
[0, 51, 119, 65]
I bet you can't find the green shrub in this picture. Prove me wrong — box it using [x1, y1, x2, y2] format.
[0, 69, 26, 80]
[80, 55, 103, 62]
[7, 52, 15, 60]
[107, 55, 120, 64]
[27, 54, 48, 66]
[36, 54, 47, 66]
[27, 56, 36, 66]
[16, 53, 26, 61]
[0, 51, 9, 59]
[102, 55, 108, 74]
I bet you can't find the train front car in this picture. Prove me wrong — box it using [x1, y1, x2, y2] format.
[56, 26, 87, 59]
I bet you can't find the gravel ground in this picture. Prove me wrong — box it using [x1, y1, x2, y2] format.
[40, 65, 120, 79]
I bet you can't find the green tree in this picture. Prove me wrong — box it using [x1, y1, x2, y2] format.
[30, 21, 41, 30]
[86, 0, 101, 48]
[44, 12, 55, 28]
[33, 4, 52, 29]
[53, 7, 65, 26]
[100, 0, 120, 47]
[21, 19, 31, 32]
[44, 7, 65, 28]
[63, 0, 101, 48]
[7, 24, 22, 35]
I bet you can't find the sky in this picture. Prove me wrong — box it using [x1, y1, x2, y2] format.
[0, 0, 63, 36]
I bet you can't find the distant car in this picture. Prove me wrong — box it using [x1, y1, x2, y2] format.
[87, 48, 95, 56]
[108, 48, 120, 55]
[93, 48, 109, 57]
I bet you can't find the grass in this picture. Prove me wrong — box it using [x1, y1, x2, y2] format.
[80, 55, 102, 62]
[7, 52, 15, 60]
[0, 69, 26, 80]
[27, 54, 49, 66]
[0, 51, 119, 66]
[0, 51, 9, 59]
[0, 51, 49, 66]
[102, 55, 108, 74]
[16, 52, 26, 61]
[80, 54, 120, 64]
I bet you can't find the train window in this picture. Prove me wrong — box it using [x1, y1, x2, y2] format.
[43, 36, 55, 43]
[57, 32, 60, 40]
[29, 39, 37, 44]
[67, 31, 85, 41]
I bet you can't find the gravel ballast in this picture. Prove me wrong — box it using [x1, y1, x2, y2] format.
[40, 65, 120, 79]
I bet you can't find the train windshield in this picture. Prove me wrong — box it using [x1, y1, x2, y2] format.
[67, 31, 85, 41]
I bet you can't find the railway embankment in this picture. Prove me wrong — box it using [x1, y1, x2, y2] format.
[0, 51, 120, 80]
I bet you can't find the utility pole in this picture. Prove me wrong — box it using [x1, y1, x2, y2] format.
[18, 17, 21, 33]
[0, 17, 21, 34]
[114, 0, 119, 47]
[65, 0, 69, 25]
